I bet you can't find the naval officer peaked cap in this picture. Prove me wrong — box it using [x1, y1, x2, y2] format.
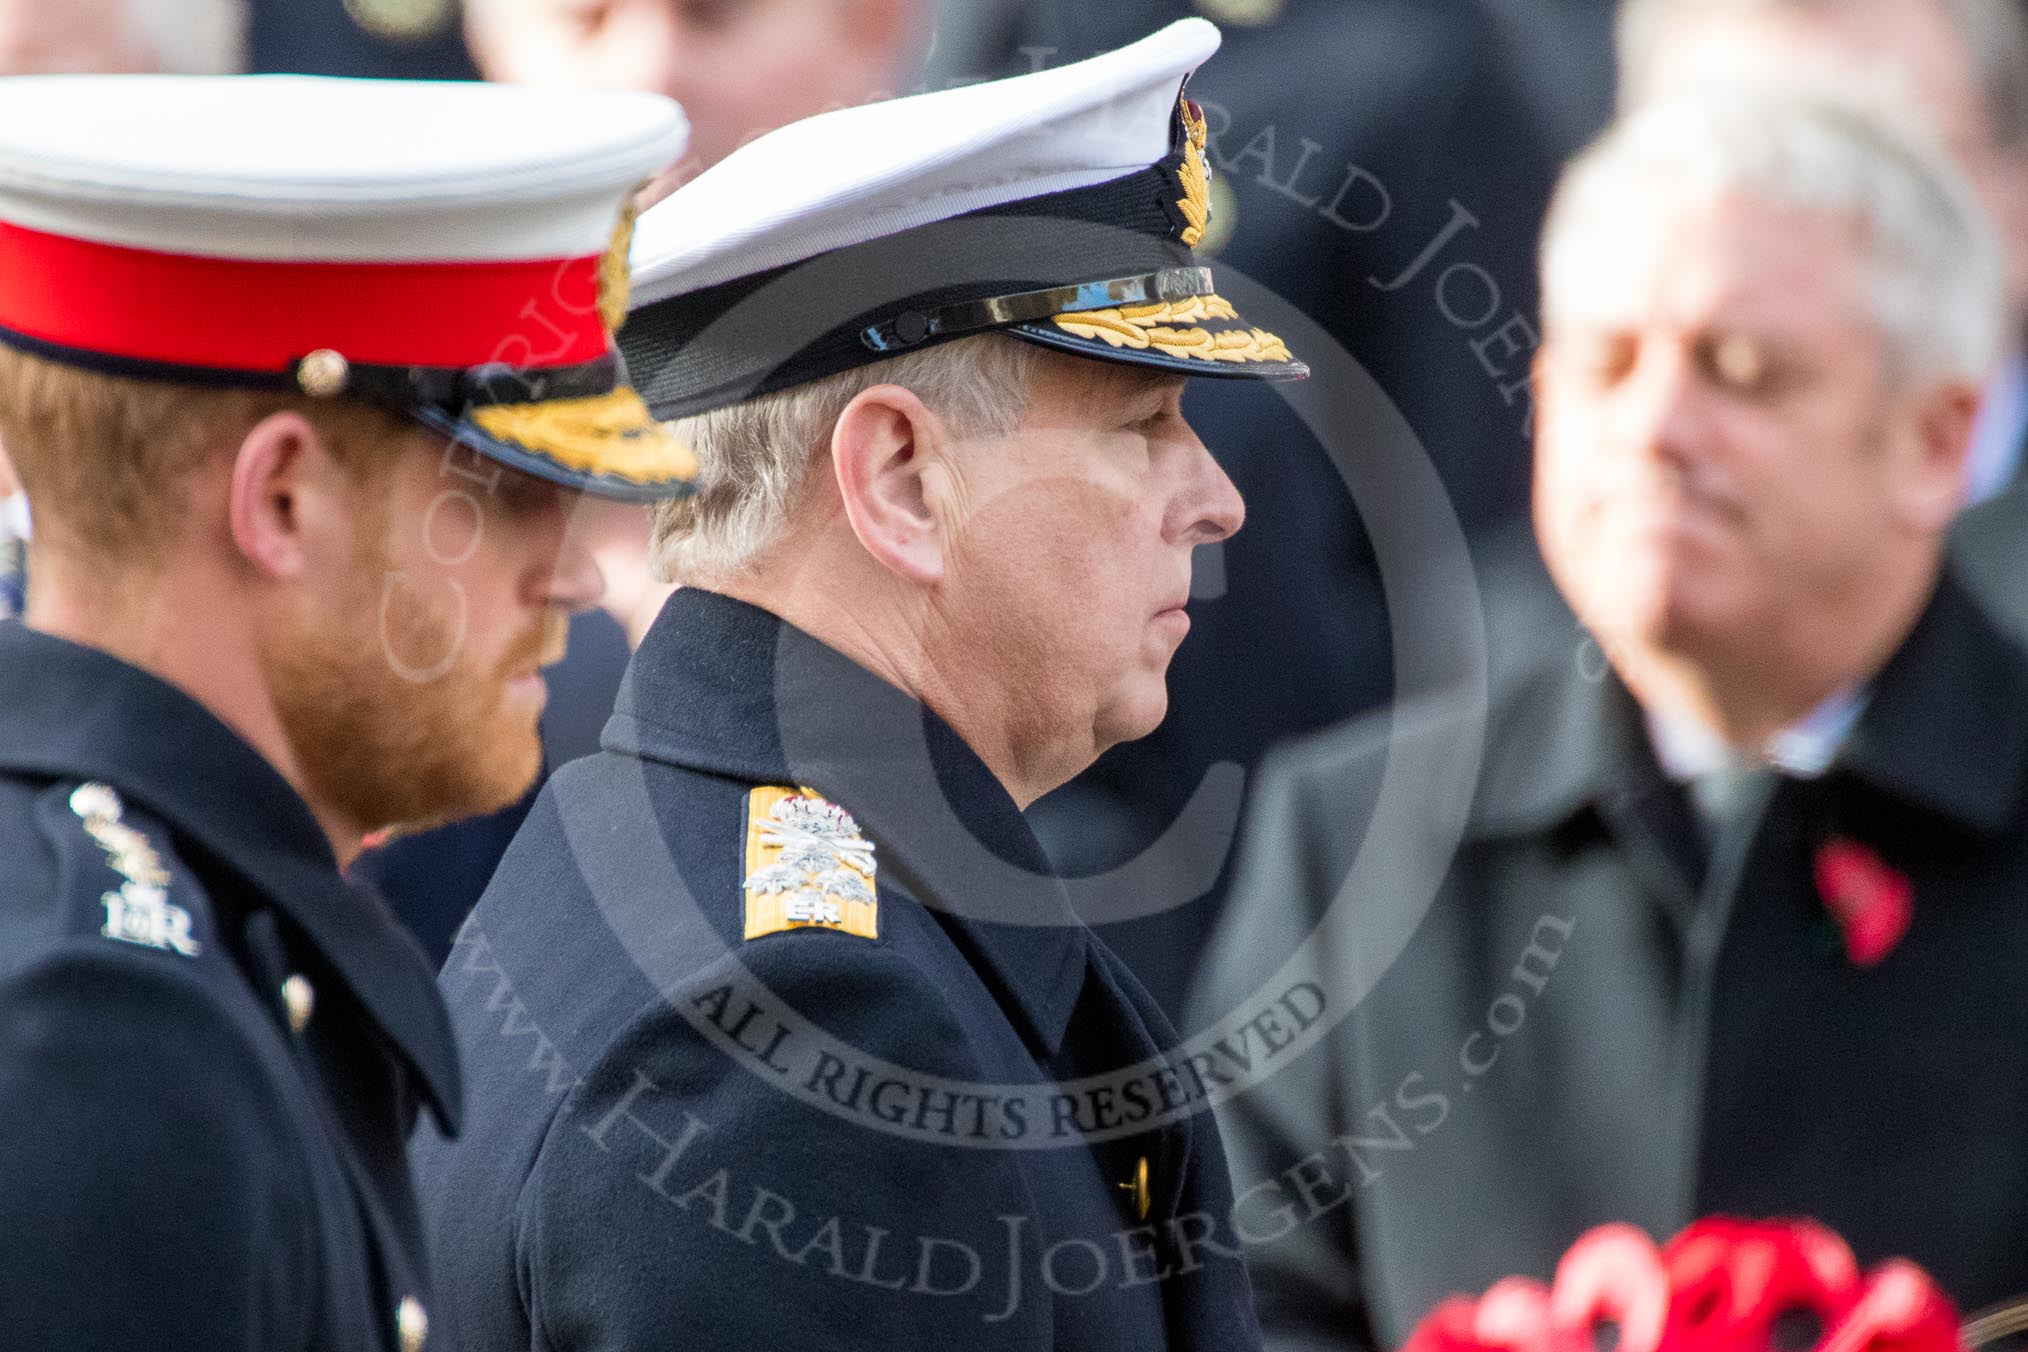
[0, 75, 699, 502]
[620, 17, 1308, 420]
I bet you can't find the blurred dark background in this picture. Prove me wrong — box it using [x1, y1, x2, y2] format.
[247, 0, 475, 77]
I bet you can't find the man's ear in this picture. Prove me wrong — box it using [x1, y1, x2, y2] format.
[228, 411, 358, 580]
[1893, 377, 1981, 535]
[831, 384, 954, 584]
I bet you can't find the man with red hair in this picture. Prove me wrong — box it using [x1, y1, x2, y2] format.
[0, 75, 693, 1350]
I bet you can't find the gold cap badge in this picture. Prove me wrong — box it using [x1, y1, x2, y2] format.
[1176, 97, 1211, 250]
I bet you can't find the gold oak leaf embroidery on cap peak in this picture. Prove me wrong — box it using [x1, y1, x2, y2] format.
[1052, 294, 1294, 364]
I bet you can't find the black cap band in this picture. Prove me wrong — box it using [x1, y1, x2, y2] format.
[859, 266, 1215, 354]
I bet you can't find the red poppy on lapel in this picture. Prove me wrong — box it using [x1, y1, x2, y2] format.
[1812, 839, 1913, 968]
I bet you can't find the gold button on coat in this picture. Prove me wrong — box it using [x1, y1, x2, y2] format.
[1120, 1156, 1152, 1221]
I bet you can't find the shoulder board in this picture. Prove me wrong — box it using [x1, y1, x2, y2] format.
[742, 785, 879, 942]
[65, 782, 203, 959]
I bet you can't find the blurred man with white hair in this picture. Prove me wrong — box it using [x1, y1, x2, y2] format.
[1616, 0, 2028, 632]
[1618, 0, 2028, 307]
[1193, 90, 2028, 1349]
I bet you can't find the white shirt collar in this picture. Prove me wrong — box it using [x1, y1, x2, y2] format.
[0, 492, 28, 542]
[1645, 684, 1869, 783]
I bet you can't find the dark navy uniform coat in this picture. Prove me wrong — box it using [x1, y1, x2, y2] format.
[1193, 567, 2028, 1351]
[412, 589, 1262, 1350]
[0, 625, 462, 1351]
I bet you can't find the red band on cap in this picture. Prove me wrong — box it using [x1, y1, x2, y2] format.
[0, 219, 610, 373]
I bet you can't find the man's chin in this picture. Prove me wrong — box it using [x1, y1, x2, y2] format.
[357, 732, 545, 840]
[1098, 685, 1172, 752]
[1589, 587, 1750, 673]
[447, 733, 545, 820]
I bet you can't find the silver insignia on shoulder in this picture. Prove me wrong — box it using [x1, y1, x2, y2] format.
[71, 781, 200, 958]
[68, 783, 121, 822]
[742, 787, 879, 941]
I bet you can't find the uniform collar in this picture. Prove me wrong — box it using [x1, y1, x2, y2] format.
[1466, 569, 2028, 839]
[0, 625, 463, 1134]
[605, 588, 1090, 1057]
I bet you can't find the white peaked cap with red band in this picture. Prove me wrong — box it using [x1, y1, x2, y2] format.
[0, 75, 700, 502]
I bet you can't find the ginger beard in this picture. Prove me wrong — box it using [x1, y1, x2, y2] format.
[265, 509, 566, 838]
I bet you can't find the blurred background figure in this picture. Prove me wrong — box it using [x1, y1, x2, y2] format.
[459, 0, 932, 640]
[933, 0, 1616, 1017]
[1617, 0, 2028, 639]
[463, 0, 928, 196]
[0, 0, 244, 73]
[354, 0, 934, 964]
[1197, 88, 2022, 1349]
[1620, 0, 2028, 322]
[244, 0, 472, 77]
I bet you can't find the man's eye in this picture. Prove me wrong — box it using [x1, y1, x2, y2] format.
[1560, 337, 1635, 386]
[1702, 332, 1779, 395]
